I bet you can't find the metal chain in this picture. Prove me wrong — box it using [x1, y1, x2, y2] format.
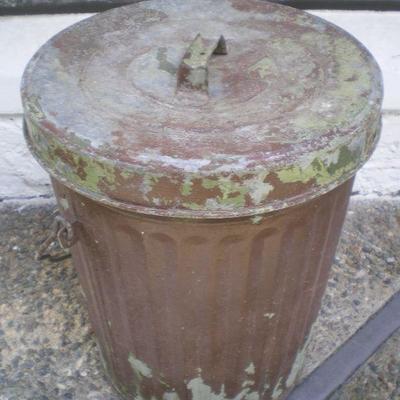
[36, 215, 75, 261]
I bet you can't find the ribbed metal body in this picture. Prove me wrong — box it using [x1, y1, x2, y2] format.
[52, 177, 353, 400]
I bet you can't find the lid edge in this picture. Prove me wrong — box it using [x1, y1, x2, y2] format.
[23, 115, 381, 219]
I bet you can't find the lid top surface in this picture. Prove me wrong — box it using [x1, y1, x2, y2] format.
[22, 0, 383, 217]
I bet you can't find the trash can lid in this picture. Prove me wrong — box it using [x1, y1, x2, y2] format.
[21, 0, 383, 218]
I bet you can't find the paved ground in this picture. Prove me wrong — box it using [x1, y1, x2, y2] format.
[330, 328, 400, 400]
[0, 199, 399, 399]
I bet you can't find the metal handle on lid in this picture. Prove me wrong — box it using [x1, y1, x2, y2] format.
[177, 34, 227, 93]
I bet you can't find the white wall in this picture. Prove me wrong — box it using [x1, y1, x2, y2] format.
[1, 11, 399, 204]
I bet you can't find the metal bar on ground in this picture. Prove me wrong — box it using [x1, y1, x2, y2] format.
[287, 291, 400, 400]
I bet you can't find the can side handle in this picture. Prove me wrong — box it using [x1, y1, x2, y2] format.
[36, 215, 78, 261]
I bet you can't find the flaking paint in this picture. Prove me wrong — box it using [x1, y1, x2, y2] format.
[285, 326, 315, 389]
[186, 375, 260, 400]
[276, 146, 357, 186]
[128, 353, 153, 379]
[271, 378, 283, 400]
[245, 363, 256, 375]
[21, 0, 383, 219]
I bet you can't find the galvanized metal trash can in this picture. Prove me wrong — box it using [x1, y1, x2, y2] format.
[21, 0, 383, 399]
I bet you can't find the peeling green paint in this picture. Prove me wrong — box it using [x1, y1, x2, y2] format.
[159, 375, 171, 389]
[277, 146, 357, 186]
[25, 97, 46, 120]
[245, 362, 255, 375]
[201, 178, 248, 207]
[249, 57, 275, 79]
[83, 161, 117, 192]
[285, 331, 314, 389]
[244, 393, 259, 400]
[26, 121, 121, 194]
[157, 47, 176, 75]
[251, 215, 263, 225]
[271, 377, 283, 400]
[241, 380, 255, 388]
[247, 175, 274, 204]
[182, 202, 204, 211]
[163, 392, 180, 400]
[263, 313, 275, 319]
[261, 376, 271, 397]
[128, 352, 153, 379]
[181, 178, 193, 196]
[332, 37, 372, 115]
[187, 377, 226, 400]
[187, 375, 260, 400]
[197, 173, 273, 209]
[285, 348, 305, 389]
[25, 115, 374, 219]
[59, 197, 69, 210]
[142, 174, 160, 196]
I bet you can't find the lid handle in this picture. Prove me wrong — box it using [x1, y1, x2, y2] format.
[177, 34, 227, 93]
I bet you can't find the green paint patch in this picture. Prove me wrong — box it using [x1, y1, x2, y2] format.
[128, 353, 153, 379]
[271, 377, 283, 400]
[82, 160, 117, 191]
[181, 179, 193, 196]
[285, 331, 314, 389]
[277, 146, 357, 186]
[245, 362, 256, 375]
[157, 47, 177, 75]
[59, 197, 69, 210]
[263, 313, 275, 319]
[142, 174, 161, 196]
[251, 215, 263, 225]
[201, 178, 247, 207]
[163, 392, 180, 400]
[182, 202, 204, 210]
[242, 380, 255, 388]
[249, 57, 275, 79]
[187, 375, 260, 400]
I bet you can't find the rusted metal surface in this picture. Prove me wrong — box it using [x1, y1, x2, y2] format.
[21, 0, 383, 219]
[52, 177, 353, 400]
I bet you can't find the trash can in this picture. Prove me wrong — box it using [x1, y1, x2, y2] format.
[21, 0, 383, 399]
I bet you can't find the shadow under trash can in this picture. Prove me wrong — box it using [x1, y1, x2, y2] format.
[21, 0, 383, 399]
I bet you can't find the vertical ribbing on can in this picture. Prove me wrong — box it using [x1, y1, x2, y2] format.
[52, 177, 353, 400]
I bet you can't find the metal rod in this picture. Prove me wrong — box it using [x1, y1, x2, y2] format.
[287, 291, 400, 400]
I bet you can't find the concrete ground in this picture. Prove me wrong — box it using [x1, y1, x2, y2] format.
[330, 328, 400, 400]
[0, 198, 399, 399]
